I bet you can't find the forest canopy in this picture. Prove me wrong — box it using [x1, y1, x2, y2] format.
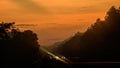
[52, 6, 120, 60]
[0, 22, 41, 66]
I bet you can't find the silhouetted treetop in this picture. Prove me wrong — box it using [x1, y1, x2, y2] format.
[81, 6, 120, 59]
[0, 22, 41, 66]
[105, 6, 120, 25]
[0, 22, 15, 39]
[53, 6, 120, 60]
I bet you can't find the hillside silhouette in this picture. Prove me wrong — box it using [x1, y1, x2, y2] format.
[1, 6, 120, 67]
[51, 6, 120, 61]
[0, 22, 70, 68]
[0, 22, 41, 67]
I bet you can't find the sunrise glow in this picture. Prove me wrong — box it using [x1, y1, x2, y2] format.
[0, 0, 120, 46]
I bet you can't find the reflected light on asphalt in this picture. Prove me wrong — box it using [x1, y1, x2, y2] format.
[55, 56, 59, 59]
[40, 47, 70, 64]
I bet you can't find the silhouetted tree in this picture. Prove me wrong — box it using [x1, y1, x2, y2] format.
[81, 6, 120, 60]
[0, 22, 15, 39]
[53, 6, 120, 61]
[0, 22, 41, 67]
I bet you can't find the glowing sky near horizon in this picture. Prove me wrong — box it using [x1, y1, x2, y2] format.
[0, 0, 120, 46]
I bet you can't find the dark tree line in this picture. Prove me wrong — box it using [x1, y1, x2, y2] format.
[0, 22, 41, 67]
[54, 6, 120, 61]
[1, 6, 120, 67]
[81, 6, 120, 60]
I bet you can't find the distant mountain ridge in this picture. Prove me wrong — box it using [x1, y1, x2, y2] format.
[49, 32, 83, 57]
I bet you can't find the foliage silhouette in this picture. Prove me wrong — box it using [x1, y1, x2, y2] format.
[81, 6, 120, 60]
[0, 22, 41, 67]
[52, 6, 120, 61]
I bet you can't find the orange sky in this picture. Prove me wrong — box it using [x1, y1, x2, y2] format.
[0, 0, 120, 46]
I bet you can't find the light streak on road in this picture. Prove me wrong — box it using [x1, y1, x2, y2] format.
[40, 47, 70, 64]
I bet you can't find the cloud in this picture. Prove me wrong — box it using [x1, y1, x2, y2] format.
[43, 0, 120, 14]
[50, 6, 104, 14]
[10, 0, 49, 14]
